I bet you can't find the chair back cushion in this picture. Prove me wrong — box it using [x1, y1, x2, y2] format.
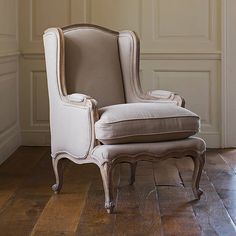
[63, 25, 125, 107]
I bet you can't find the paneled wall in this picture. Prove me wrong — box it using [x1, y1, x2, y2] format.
[0, 0, 20, 164]
[19, 0, 221, 147]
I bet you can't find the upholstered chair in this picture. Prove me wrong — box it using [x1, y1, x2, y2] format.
[43, 24, 206, 213]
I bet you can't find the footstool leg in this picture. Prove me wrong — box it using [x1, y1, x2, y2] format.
[191, 152, 206, 199]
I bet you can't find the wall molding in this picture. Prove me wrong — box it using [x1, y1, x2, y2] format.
[0, 51, 20, 59]
[21, 129, 50, 146]
[0, 54, 20, 164]
[221, 0, 236, 147]
[141, 52, 221, 60]
[152, 69, 212, 125]
[154, 0, 213, 41]
[21, 52, 221, 60]
[30, 0, 72, 42]
[0, 124, 21, 165]
[22, 53, 45, 60]
[30, 70, 49, 126]
[221, 0, 227, 147]
[197, 131, 220, 148]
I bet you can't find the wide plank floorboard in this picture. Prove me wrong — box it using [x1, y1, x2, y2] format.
[176, 152, 236, 236]
[31, 163, 94, 236]
[1, 147, 236, 235]
[113, 162, 163, 235]
[76, 165, 118, 236]
[0, 147, 48, 211]
[0, 149, 52, 236]
[153, 161, 202, 236]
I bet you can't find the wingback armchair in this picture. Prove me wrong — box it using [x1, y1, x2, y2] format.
[43, 24, 206, 213]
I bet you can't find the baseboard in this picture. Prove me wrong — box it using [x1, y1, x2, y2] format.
[0, 127, 21, 165]
[197, 132, 221, 148]
[21, 130, 51, 146]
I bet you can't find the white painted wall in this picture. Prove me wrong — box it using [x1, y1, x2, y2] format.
[19, 0, 222, 147]
[0, 0, 21, 164]
[3, 0, 236, 163]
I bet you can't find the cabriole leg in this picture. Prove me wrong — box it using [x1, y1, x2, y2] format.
[99, 162, 115, 214]
[191, 152, 206, 199]
[52, 157, 64, 194]
[129, 162, 137, 185]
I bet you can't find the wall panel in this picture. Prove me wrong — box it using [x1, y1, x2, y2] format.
[140, 59, 220, 146]
[20, 55, 50, 145]
[20, 0, 221, 53]
[142, 0, 220, 52]
[0, 0, 20, 164]
[19, 0, 222, 147]
[0, 56, 20, 164]
[88, 0, 142, 36]
[31, 0, 71, 41]
[0, 0, 18, 54]
[0, 71, 17, 133]
[31, 71, 49, 125]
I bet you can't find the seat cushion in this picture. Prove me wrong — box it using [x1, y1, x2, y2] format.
[91, 137, 206, 165]
[95, 103, 200, 144]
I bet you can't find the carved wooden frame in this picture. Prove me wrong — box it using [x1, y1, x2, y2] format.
[52, 149, 205, 213]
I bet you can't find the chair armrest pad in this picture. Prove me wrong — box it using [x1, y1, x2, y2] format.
[147, 90, 175, 99]
[67, 93, 92, 102]
[64, 93, 98, 108]
[145, 90, 185, 107]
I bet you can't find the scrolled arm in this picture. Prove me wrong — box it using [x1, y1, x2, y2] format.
[143, 90, 185, 107]
[63, 93, 98, 109]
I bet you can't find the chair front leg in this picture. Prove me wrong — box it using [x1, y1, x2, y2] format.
[99, 162, 115, 213]
[191, 152, 206, 199]
[52, 157, 64, 194]
[129, 162, 137, 185]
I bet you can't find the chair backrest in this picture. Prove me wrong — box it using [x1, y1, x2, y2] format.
[62, 24, 126, 107]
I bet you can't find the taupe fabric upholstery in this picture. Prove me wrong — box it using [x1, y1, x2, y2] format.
[43, 24, 186, 158]
[64, 26, 125, 108]
[95, 103, 199, 144]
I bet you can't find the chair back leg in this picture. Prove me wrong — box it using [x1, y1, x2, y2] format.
[191, 152, 206, 199]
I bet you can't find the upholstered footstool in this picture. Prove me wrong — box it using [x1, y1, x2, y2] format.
[91, 137, 206, 213]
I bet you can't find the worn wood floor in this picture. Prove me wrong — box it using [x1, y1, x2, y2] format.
[1, 147, 236, 235]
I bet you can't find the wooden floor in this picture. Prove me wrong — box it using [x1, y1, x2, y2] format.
[1, 148, 236, 235]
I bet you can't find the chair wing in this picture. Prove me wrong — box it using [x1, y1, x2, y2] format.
[43, 28, 98, 159]
[118, 31, 184, 107]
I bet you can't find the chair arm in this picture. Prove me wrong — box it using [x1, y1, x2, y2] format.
[63, 93, 98, 108]
[145, 90, 185, 107]
[50, 93, 99, 159]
